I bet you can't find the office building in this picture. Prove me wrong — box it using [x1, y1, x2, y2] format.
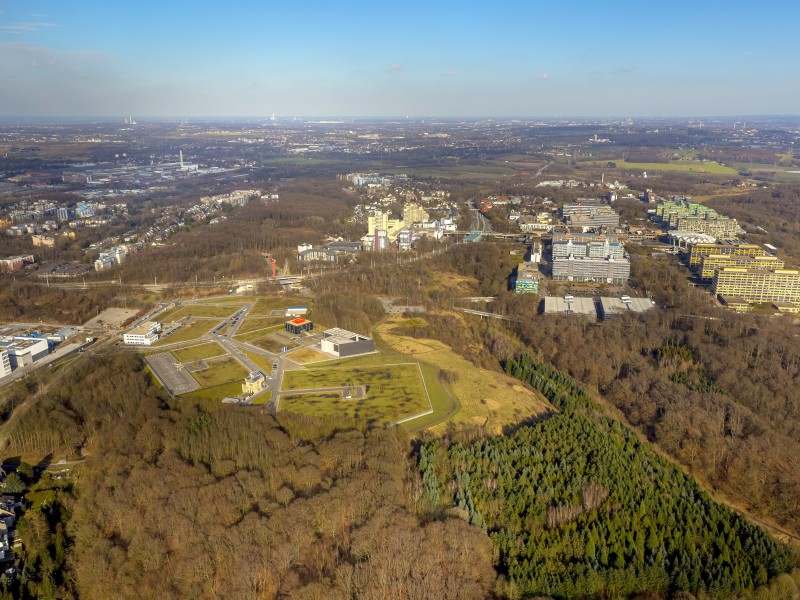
[698, 254, 784, 281]
[367, 211, 405, 237]
[320, 328, 375, 358]
[552, 232, 618, 244]
[0, 337, 49, 368]
[403, 203, 429, 224]
[552, 239, 625, 260]
[515, 262, 539, 294]
[656, 199, 740, 239]
[712, 268, 800, 304]
[0, 255, 34, 273]
[123, 322, 162, 346]
[0, 349, 11, 378]
[552, 256, 630, 284]
[94, 256, 115, 271]
[688, 242, 766, 267]
[285, 318, 313, 335]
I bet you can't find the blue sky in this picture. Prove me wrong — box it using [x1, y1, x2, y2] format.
[1, 0, 798, 117]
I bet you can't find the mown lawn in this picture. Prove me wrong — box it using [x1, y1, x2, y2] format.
[171, 342, 227, 363]
[155, 319, 221, 345]
[280, 363, 429, 423]
[191, 357, 249, 388]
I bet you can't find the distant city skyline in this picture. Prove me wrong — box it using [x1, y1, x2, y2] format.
[1, 0, 798, 118]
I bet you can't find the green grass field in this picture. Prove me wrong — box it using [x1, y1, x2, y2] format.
[242, 349, 273, 373]
[235, 317, 285, 335]
[171, 342, 227, 363]
[583, 158, 737, 175]
[249, 296, 301, 316]
[250, 336, 297, 353]
[251, 391, 272, 405]
[234, 324, 286, 343]
[160, 304, 243, 321]
[280, 363, 430, 423]
[155, 319, 222, 346]
[190, 357, 249, 388]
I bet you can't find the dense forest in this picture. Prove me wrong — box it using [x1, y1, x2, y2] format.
[0, 282, 135, 324]
[422, 356, 798, 598]
[2, 354, 496, 599]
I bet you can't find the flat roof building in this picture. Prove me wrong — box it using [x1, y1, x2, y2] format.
[542, 296, 597, 316]
[552, 256, 630, 284]
[712, 268, 800, 304]
[0, 349, 11, 378]
[285, 318, 314, 335]
[688, 242, 766, 266]
[598, 296, 655, 318]
[698, 254, 784, 281]
[514, 262, 539, 294]
[320, 328, 375, 358]
[123, 322, 162, 346]
[0, 337, 49, 368]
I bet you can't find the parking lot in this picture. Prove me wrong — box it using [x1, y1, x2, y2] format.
[146, 352, 199, 395]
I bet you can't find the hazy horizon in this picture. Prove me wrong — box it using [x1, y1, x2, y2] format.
[2, 0, 799, 118]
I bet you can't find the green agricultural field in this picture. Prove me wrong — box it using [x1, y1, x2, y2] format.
[171, 342, 227, 363]
[180, 381, 243, 401]
[583, 158, 737, 175]
[190, 357, 249, 388]
[280, 363, 430, 423]
[155, 319, 222, 345]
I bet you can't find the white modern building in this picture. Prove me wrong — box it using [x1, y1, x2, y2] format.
[0, 337, 50, 368]
[0, 349, 11, 378]
[123, 322, 162, 346]
[320, 328, 375, 358]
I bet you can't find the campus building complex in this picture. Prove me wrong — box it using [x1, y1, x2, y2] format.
[561, 200, 620, 229]
[688, 242, 767, 267]
[698, 254, 784, 281]
[656, 199, 740, 239]
[712, 268, 800, 305]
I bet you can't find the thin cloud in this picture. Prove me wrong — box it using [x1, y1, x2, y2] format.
[0, 21, 59, 34]
[442, 71, 457, 78]
[387, 63, 404, 73]
[534, 73, 549, 80]
[614, 66, 637, 74]
[1, 42, 116, 71]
